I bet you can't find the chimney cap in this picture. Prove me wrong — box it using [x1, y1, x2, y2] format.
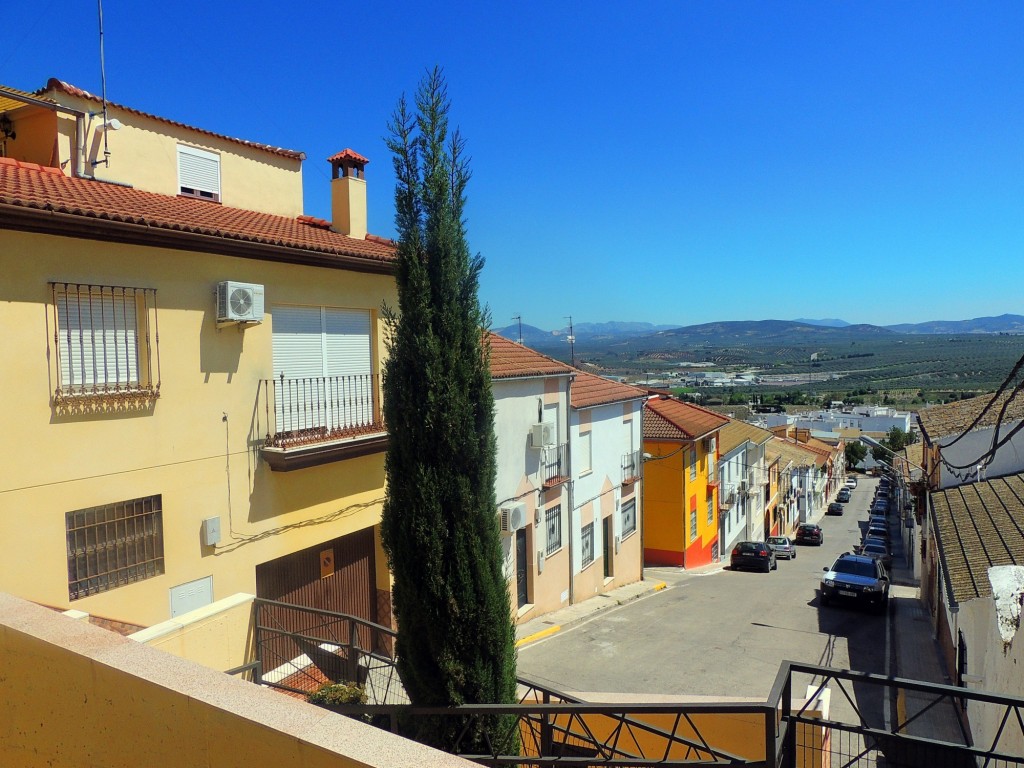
[327, 148, 369, 166]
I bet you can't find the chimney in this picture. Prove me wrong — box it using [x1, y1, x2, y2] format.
[328, 149, 368, 239]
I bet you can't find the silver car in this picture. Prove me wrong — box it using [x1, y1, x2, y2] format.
[767, 535, 797, 560]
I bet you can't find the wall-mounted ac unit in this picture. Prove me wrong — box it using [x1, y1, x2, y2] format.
[217, 281, 265, 324]
[499, 502, 526, 534]
[530, 422, 555, 449]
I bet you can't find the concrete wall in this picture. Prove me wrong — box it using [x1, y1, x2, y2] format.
[1, 228, 395, 627]
[0, 593, 472, 768]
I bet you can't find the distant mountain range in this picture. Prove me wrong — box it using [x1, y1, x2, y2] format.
[492, 314, 1024, 350]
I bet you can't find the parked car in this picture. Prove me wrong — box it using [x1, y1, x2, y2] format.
[858, 539, 893, 570]
[845, 477, 858, 489]
[795, 523, 824, 546]
[767, 535, 797, 560]
[865, 523, 890, 541]
[868, 514, 888, 527]
[731, 541, 777, 572]
[827, 502, 844, 516]
[837, 488, 851, 503]
[820, 552, 890, 612]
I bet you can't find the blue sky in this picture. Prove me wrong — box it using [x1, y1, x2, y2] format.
[6, 2, 1023, 330]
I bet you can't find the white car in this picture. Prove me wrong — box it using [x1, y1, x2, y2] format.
[844, 478, 857, 489]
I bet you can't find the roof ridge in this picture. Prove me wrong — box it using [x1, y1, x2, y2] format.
[40, 78, 306, 161]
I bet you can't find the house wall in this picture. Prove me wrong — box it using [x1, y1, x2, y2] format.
[936, 426, 1024, 489]
[4, 106, 58, 165]
[42, 90, 305, 218]
[569, 399, 643, 602]
[643, 438, 718, 568]
[719, 445, 748, 553]
[1, 228, 395, 627]
[493, 375, 571, 620]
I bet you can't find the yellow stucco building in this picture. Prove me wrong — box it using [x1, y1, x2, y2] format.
[642, 396, 728, 568]
[0, 80, 397, 630]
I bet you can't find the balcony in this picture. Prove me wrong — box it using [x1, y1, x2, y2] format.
[259, 374, 386, 471]
[541, 443, 570, 489]
[719, 482, 737, 510]
[621, 450, 641, 485]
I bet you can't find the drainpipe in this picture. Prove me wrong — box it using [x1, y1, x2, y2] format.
[565, 374, 575, 606]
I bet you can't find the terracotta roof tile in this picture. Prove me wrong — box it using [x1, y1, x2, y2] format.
[718, 420, 774, 453]
[487, 332, 574, 379]
[570, 371, 646, 409]
[327, 148, 369, 165]
[643, 397, 729, 442]
[918, 391, 1024, 442]
[931, 473, 1024, 604]
[0, 160, 396, 266]
[766, 438, 822, 468]
[41, 79, 305, 160]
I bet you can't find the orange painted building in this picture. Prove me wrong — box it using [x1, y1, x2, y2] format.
[642, 396, 728, 568]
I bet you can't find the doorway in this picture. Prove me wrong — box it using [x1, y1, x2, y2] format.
[516, 528, 529, 608]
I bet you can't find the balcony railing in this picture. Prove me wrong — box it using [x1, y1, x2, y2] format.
[621, 450, 641, 485]
[260, 373, 383, 450]
[542, 443, 570, 488]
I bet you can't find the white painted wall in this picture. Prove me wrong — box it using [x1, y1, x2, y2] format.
[719, 444, 748, 551]
[936, 422, 1024, 489]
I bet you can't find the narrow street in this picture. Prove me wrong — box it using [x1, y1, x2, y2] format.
[519, 478, 890, 721]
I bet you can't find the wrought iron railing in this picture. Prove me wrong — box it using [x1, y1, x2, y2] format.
[542, 443, 569, 487]
[242, 601, 1024, 768]
[260, 373, 382, 449]
[621, 450, 641, 485]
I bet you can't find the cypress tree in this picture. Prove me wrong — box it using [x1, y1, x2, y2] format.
[380, 68, 517, 751]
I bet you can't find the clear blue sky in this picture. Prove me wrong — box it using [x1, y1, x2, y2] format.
[6, 2, 1023, 330]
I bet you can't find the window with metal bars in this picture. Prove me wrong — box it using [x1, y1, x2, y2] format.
[545, 505, 563, 555]
[581, 522, 595, 567]
[621, 498, 636, 537]
[50, 282, 160, 402]
[66, 495, 165, 600]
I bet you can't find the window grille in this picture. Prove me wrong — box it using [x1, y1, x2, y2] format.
[545, 505, 563, 555]
[50, 283, 160, 403]
[707, 495, 715, 525]
[66, 494, 165, 600]
[621, 499, 637, 537]
[581, 522, 595, 567]
[690, 508, 698, 541]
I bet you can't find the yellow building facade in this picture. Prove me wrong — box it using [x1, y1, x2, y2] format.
[642, 397, 728, 568]
[0, 81, 396, 630]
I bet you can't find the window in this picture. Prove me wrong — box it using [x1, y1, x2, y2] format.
[578, 431, 592, 474]
[51, 283, 159, 402]
[545, 505, 563, 555]
[621, 498, 636, 537]
[177, 144, 221, 201]
[690, 508, 698, 541]
[271, 305, 376, 435]
[707, 437, 716, 477]
[707, 495, 714, 525]
[581, 522, 595, 567]
[66, 495, 164, 600]
[690, 448, 697, 481]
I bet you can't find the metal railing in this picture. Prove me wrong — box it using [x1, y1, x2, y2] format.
[621, 450, 641, 485]
[260, 373, 383, 449]
[242, 601, 1024, 768]
[542, 443, 569, 488]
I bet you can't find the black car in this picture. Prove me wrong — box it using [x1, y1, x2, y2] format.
[730, 541, 777, 572]
[837, 488, 851, 503]
[827, 502, 844, 516]
[795, 523, 824, 545]
[820, 552, 890, 612]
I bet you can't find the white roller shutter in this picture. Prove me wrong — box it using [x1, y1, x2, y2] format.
[177, 145, 221, 198]
[57, 288, 139, 389]
[324, 308, 372, 377]
[272, 305, 325, 380]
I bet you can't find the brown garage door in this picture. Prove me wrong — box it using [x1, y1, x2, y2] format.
[255, 527, 377, 621]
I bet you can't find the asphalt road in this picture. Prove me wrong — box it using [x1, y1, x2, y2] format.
[519, 477, 890, 722]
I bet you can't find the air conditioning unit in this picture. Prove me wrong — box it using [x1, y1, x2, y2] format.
[499, 502, 526, 534]
[217, 281, 265, 324]
[530, 422, 556, 449]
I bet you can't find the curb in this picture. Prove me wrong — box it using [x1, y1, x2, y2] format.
[515, 580, 668, 649]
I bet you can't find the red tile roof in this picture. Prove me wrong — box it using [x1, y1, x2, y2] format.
[487, 332, 574, 379]
[327, 149, 369, 165]
[643, 397, 729, 441]
[571, 371, 646, 409]
[0, 159, 396, 268]
[42, 79, 306, 160]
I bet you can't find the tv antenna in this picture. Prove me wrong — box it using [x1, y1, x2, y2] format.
[565, 316, 576, 367]
[512, 314, 523, 345]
